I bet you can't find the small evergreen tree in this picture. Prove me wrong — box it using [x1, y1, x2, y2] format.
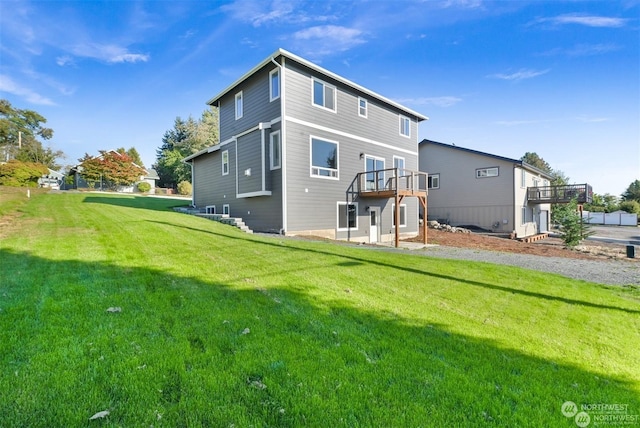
[557, 199, 593, 248]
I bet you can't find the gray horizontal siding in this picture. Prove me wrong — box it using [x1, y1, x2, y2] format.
[284, 120, 418, 236]
[283, 62, 418, 155]
[218, 65, 281, 142]
[236, 130, 263, 195]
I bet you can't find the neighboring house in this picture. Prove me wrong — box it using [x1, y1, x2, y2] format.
[66, 150, 154, 192]
[185, 48, 428, 244]
[419, 139, 555, 238]
[140, 168, 160, 193]
[39, 168, 64, 189]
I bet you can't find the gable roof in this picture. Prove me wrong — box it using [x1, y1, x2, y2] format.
[420, 139, 554, 179]
[207, 48, 428, 122]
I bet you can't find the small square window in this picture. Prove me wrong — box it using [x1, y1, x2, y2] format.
[312, 79, 336, 111]
[337, 202, 358, 230]
[223, 204, 230, 216]
[428, 174, 440, 189]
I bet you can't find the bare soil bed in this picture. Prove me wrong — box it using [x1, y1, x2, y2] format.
[408, 229, 637, 262]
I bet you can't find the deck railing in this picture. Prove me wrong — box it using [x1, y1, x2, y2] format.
[527, 183, 593, 204]
[355, 168, 428, 196]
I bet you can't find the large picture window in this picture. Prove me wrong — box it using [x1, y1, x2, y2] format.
[312, 79, 336, 111]
[310, 137, 338, 178]
[337, 202, 358, 230]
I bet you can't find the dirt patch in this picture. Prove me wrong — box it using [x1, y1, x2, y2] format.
[407, 229, 637, 261]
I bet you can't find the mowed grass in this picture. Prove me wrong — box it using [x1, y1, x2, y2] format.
[0, 191, 638, 427]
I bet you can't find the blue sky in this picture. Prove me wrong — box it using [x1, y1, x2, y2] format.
[1, 0, 638, 196]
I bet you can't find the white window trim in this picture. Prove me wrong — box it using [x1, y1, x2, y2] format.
[392, 203, 407, 228]
[222, 150, 229, 176]
[476, 167, 499, 178]
[521, 206, 528, 225]
[337, 201, 358, 231]
[520, 169, 526, 188]
[223, 204, 230, 216]
[399, 115, 410, 138]
[235, 91, 243, 120]
[311, 78, 337, 113]
[269, 68, 280, 101]
[310, 136, 339, 180]
[428, 173, 440, 189]
[270, 130, 281, 170]
[393, 155, 405, 175]
[358, 97, 367, 118]
[206, 205, 216, 214]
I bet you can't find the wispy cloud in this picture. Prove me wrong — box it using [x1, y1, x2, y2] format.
[221, 0, 335, 27]
[0, 74, 56, 106]
[70, 43, 149, 64]
[539, 43, 621, 57]
[494, 119, 552, 126]
[488, 68, 550, 82]
[290, 25, 367, 57]
[534, 14, 628, 28]
[395, 96, 462, 107]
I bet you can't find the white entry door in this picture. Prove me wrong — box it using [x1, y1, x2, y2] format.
[369, 208, 379, 243]
[539, 210, 549, 233]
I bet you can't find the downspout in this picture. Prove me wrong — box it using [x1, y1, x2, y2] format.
[271, 56, 287, 235]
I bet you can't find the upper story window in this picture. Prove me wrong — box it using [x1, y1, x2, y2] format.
[310, 137, 338, 179]
[428, 173, 440, 189]
[358, 97, 367, 117]
[270, 68, 280, 101]
[235, 91, 243, 120]
[399, 115, 410, 137]
[270, 131, 281, 170]
[477, 167, 499, 178]
[222, 150, 229, 175]
[312, 78, 336, 111]
[393, 156, 405, 175]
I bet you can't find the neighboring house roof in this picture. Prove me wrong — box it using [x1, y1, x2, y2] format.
[143, 168, 159, 180]
[420, 139, 554, 180]
[206, 48, 429, 122]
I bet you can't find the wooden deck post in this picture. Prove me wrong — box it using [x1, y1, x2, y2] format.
[394, 193, 400, 248]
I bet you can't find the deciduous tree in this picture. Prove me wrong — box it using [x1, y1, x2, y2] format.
[79, 151, 144, 190]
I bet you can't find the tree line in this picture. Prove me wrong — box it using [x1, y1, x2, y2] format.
[1, 97, 638, 213]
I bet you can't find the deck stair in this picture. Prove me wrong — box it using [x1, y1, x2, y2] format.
[520, 233, 548, 243]
[194, 213, 253, 234]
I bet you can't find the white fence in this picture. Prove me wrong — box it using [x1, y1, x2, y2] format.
[583, 211, 638, 226]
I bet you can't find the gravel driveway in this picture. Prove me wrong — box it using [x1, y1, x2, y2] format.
[416, 245, 640, 287]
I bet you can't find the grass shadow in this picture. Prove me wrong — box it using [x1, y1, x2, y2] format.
[0, 248, 638, 427]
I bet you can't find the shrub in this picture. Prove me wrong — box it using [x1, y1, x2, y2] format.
[0, 160, 48, 187]
[619, 200, 640, 214]
[137, 182, 151, 193]
[177, 181, 192, 196]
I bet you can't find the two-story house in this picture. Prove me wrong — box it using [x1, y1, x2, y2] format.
[419, 139, 555, 238]
[185, 49, 428, 245]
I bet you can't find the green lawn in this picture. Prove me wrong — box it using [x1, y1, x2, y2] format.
[1, 191, 638, 427]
